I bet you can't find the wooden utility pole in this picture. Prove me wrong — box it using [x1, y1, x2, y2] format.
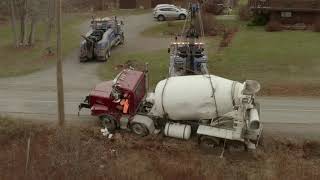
[56, 0, 65, 126]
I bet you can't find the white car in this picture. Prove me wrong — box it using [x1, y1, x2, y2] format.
[154, 7, 188, 21]
[153, 4, 176, 12]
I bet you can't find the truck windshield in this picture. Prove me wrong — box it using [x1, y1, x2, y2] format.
[92, 21, 112, 30]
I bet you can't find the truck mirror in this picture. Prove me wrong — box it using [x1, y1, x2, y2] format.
[168, 48, 170, 53]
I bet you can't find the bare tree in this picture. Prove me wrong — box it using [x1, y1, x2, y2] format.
[18, 0, 28, 46]
[28, 16, 37, 45]
[8, 0, 19, 47]
[46, 0, 55, 54]
[28, 0, 40, 46]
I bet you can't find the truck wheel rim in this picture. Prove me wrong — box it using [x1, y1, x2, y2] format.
[101, 117, 115, 131]
[132, 124, 144, 135]
[203, 140, 215, 148]
[200, 137, 219, 149]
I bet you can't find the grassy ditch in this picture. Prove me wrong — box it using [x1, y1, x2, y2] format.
[1, 117, 320, 179]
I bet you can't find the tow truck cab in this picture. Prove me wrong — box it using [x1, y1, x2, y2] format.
[79, 69, 147, 128]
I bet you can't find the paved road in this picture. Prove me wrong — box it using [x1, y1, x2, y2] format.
[258, 96, 320, 139]
[0, 13, 319, 139]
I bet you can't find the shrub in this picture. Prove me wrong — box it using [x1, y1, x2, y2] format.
[195, 12, 225, 36]
[238, 5, 251, 21]
[248, 14, 269, 26]
[219, 28, 238, 48]
[266, 21, 283, 32]
[314, 17, 320, 32]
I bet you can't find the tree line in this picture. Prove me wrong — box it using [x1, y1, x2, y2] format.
[5, 0, 116, 53]
[7, 0, 55, 53]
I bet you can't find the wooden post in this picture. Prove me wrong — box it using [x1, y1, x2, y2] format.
[24, 136, 31, 175]
[56, 0, 65, 126]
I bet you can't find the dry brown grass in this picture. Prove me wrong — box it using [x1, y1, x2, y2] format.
[1, 118, 320, 180]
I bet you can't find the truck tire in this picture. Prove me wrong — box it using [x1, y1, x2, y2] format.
[199, 136, 220, 150]
[119, 34, 125, 45]
[79, 57, 87, 63]
[100, 115, 117, 132]
[157, 15, 165, 21]
[254, 101, 261, 116]
[179, 14, 186, 20]
[131, 123, 148, 137]
[102, 50, 111, 62]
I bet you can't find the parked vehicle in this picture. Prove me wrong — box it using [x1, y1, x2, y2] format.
[154, 6, 188, 21]
[79, 68, 263, 150]
[79, 17, 124, 62]
[153, 4, 176, 12]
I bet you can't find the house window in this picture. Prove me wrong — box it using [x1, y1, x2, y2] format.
[281, 12, 292, 18]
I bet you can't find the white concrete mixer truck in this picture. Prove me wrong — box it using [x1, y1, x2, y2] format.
[79, 68, 262, 150]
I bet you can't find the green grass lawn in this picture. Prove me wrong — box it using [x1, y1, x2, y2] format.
[141, 21, 185, 37]
[101, 18, 320, 96]
[0, 13, 87, 77]
[0, 9, 149, 78]
[211, 20, 320, 95]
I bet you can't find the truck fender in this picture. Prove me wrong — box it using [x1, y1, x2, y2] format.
[131, 115, 155, 134]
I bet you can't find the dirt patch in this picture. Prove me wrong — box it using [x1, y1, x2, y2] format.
[114, 60, 146, 71]
[1, 119, 320, 179]
[219, 28, 238, 49]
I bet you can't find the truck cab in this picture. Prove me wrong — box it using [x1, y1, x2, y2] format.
[79, 69, 147, 131]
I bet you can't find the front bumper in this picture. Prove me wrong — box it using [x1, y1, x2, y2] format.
[78, 96, 91, 114]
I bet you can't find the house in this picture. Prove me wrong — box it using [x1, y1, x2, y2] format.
[249, 0, 320, 28]
[117, 0, 175, 9]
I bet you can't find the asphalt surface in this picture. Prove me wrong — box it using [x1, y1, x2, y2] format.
[0, 13, 319, 139]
